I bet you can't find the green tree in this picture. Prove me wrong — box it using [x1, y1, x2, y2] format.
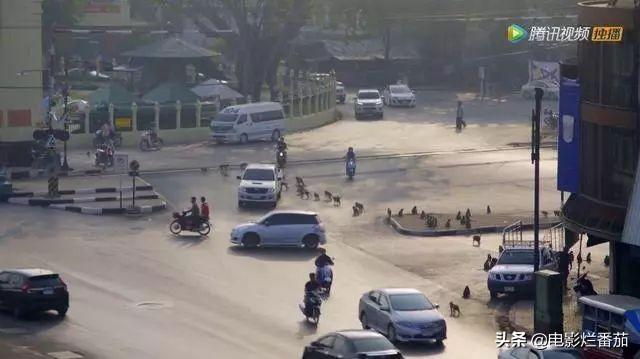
[158, 0, 314, 101]
[42, 0, 87, 51]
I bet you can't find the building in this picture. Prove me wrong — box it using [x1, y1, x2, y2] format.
[559, 0, 640, 297]
[0, 0, 44, 165]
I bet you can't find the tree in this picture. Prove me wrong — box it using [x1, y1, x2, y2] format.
[42, 0, 87, 51]
[158, 0, 314, 101]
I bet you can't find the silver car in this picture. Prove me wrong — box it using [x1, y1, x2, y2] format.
[358, 288, 446, 344]
[230, 210, 326, 249]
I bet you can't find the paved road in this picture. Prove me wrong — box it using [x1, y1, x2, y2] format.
[0, 91, 556, 358]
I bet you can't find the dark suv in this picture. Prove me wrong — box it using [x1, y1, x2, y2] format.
[0, 269, 69, 318]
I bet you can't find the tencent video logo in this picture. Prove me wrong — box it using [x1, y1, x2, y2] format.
[508, 24, 528, 43]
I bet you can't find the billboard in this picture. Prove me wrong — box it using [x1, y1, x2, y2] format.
[84, 0, 121, 14]
[529, 61, 560, 84]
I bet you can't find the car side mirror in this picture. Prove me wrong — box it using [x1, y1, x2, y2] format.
[310, 341, 319, 347]
[236, 175, 241, 180]
[380, 306, 390, 312]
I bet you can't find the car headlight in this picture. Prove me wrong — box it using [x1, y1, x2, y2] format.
[239, 187, 248, 193]
[491, 273, 501, 280]
[267, 188, 275, 193]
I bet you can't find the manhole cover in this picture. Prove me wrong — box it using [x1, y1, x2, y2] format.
[0, 327, 28, 334]
[135, 301, 171, 310]
[48, 351, 84, 359]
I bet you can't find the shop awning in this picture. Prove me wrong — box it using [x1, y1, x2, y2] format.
[561, 193, 626, 242]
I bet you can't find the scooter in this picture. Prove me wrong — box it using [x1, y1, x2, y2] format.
[169, 212, 211, 236]
[139, 130, 164, 151]
[346, 159, 356, 180]
[94, 144, 114, 168]
[573, 272, 597, 305]
[276, 149, 287, 168]
[299, 292, 322, 324]
[316, 265, 333, 297]
[93, 130, 122, 148]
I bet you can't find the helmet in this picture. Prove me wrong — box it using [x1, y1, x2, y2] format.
[279, 136, 285, 142]
[348, 147, 353, 152]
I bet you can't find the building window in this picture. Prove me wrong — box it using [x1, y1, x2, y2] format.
[601, 40, 635, 109]
[7, 110, 31, 127]
[602, 127, 637, 204]
[579, 42, 601, 104]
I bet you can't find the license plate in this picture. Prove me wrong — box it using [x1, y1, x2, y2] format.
[43, 289, 54, 295]
[504, 286, 515, 292]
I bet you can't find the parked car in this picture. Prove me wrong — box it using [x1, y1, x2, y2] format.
[382, 84, 416, 107]
[210, 102, 286, 144]
[302, 330, 403, 359]
[487, 246, 558, 298]
[336, 81, 346, 104]
[499, 345, 585, 358]
[237, 163, 282, 207]
[521, 80, 559, 99]
[354, 89, 384, 120]
[0, 269, 69, 318]
[230, 210, 326, 249]
[358, 288, 446, 344]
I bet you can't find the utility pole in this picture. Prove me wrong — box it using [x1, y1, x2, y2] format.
[532, 87, 543, 272]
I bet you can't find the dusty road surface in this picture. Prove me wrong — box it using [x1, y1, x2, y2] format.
[0, 90, 574, 358]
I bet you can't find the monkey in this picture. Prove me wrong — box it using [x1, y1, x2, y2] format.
[462, 286, 471, 299]
[456, 211, 462, 220]
[586, 252, 591, 263]
[541, 210, 548, 218]
[355, 202, 364, 213]
[498, 245, 504, 255]
[324, 191, 333, 201]
[295, 177, 305, 186]
[449, 302, 461, 317]
[420, 211, 427, 220]
[201, 167, 209, 173]
[472, 235, 481, 247]
[465, 208, 471, 218]
[604, 255, 610, 267]
[577, 252, 583, 267]
[483, 254, 492, 271]
[218, 164, 229, 176]
[332, 195, 341, 206]
[490, 257, 497, 268]
[387, 208, 392, 219]
[445, 219, 451, 228]
[398, 209, 404, 217]
[281, 182, 289, 191]
[352, 206, 360, 217]
[314, 192, 320, 201]
[554, 210, 561, 217]
[302, 190, 311, 200]
[411, 206, 418, 215]
[486, 205, 491, 214]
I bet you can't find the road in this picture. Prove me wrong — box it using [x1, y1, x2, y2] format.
[0, 90, 557, 358]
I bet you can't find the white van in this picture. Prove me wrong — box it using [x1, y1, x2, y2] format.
[210, 102, 286, 143]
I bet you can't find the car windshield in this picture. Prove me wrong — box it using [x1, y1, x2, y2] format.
[358, 92, 380, 99]
[498, 251, 535, 265]
[29, 274, 62, 287]
[213, 113, 238, 123]
[389, 293, 434, 311]
[352, 337, 395, 352]
[243, 169, 275, 181]
[391, 86, 410, 94]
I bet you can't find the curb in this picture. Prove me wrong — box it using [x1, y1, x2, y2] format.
[49, 201, 167, 215]
[8, 168, 104, 180]
[389, 217, 562, 237]
[2, 185, 153, 200]
[7, 194, 159, 206]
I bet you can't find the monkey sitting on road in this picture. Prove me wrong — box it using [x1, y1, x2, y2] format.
[314, 192, 320, 201]
[483, 254, 492, 271]
[354, 202, 364, 213]
[332, 195, 341, 206]
[462, 286, 471, 299]
[411, 206, 418, 215]
[324, 191, 333, 202]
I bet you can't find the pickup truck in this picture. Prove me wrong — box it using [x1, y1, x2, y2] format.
[487, 245, 557, 298]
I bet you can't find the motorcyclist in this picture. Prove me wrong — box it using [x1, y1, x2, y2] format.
[303, 273, 321, 315]
[183, 196, 200, 227]
[314, 248, 334, 268]
[345, 147, 356, 163]
[276, 136, 287, 152]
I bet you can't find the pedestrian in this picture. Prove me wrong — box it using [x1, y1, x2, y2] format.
[200, 196, 210, 222]
[558, 247, 570, 290]
[568, 250, 574, 271]
[455, 101, 466, 130]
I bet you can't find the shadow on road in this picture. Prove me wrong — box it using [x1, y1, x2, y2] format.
[227, 246, 320, 262]
[0, 310, 64, 333]
[169, 233, 209, 247]
[395, 341, 445, 356]
[295, 320, 318, 339]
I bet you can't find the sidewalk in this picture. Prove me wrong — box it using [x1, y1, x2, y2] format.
[389, 212, 562, 237]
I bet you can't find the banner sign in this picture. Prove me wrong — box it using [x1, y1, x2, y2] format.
[557, 76, 581, 194]
[529, 61, 560, 84]
[85, 0, 121, 14]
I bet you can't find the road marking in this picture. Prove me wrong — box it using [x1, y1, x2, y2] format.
[47, 351, 84, 359]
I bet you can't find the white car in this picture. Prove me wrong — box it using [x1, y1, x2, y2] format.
[237, 164, 282, 207]
[487, 246, 557, 298]
[382, 84, 416, 107]
[354, 89, 384, 120]
[230, 210, 327, 249]
[521, 80, 559, 100]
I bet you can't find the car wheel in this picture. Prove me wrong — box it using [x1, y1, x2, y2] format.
[12, 305, 25, 319]
[387, 325, 397, 343]
[57, 306, 68, 318]
[360, 312, 370, 329]
[239, 134, 248, 144]
[271, 130, 280, 142]
[242, 233, 260, 248]
[302, 235, 319, 249]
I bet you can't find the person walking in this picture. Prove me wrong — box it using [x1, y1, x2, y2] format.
[455, 101, 466, 130]
[558, 247, 570, 290]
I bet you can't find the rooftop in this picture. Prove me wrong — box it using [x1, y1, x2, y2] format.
[3, 268, 57, 277]
[379, 288, 422, 295]
[335, 329, 385, 339]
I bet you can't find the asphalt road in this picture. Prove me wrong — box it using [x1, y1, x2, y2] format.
[0, 91, 554, 358]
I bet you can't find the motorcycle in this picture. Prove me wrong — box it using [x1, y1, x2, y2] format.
[544, 108, 559, 129]
[276, 149, 287, 168]
[316, 265, 333, 297]
[346, 159, 356, 180]
[169, 212, 211, 236]
[139, 130, 164, 151]
[93, 129, 122, 148]
[299, 292, 322, 324]
[94, 144, 114, 168]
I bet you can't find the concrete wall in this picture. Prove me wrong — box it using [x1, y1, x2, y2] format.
[66, 108, 337, 148]
[0, 0, 44, 143]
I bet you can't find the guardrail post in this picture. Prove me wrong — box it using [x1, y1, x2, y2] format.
[108, 103, 115, 127]
[84, 102, 91, 134]
[154, 101, 160, 132]
[131, 102, 138, 132]
[175, 100, 182, 129]
[196, 100, 202, 127]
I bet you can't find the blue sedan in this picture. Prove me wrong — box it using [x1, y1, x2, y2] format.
[358, 288, 446, 344]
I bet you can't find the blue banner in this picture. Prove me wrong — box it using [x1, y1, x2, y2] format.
[557, 77, 581, 193]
